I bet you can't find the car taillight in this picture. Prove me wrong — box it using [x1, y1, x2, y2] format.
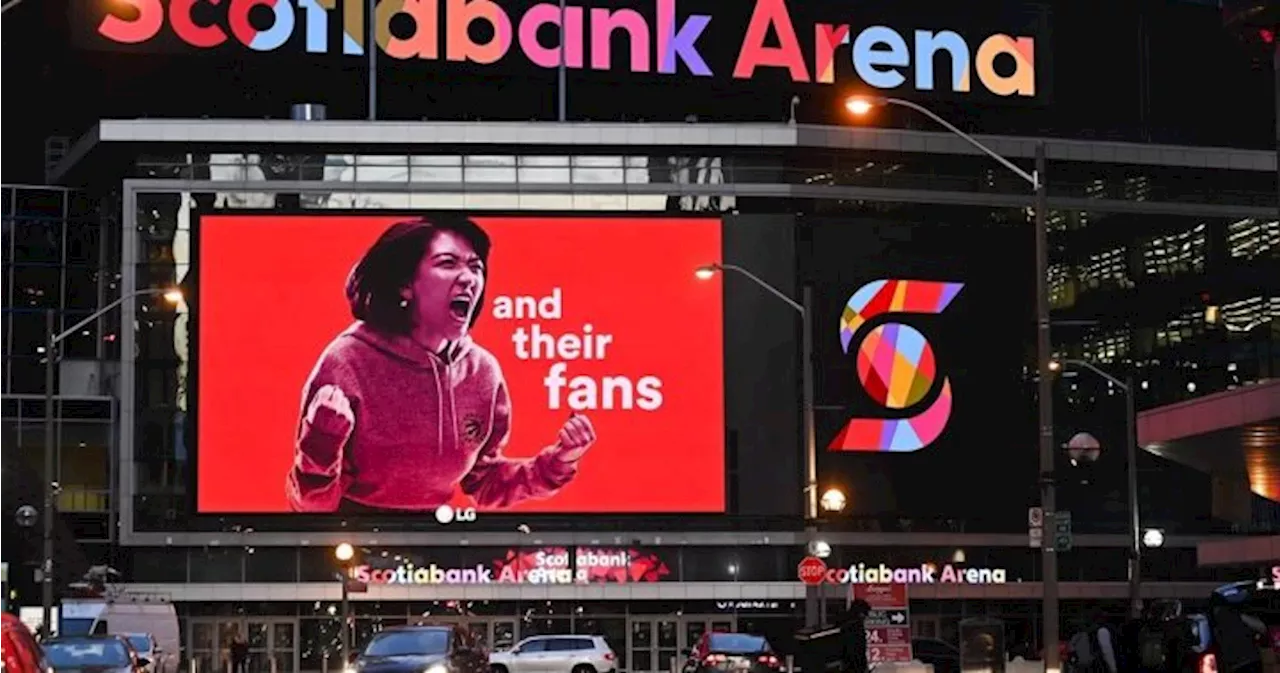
[604, 652, 616, 662]
[758, 655, 780, 667]
[1199, 652, 1218, 673]
[703, 654, 727, 665]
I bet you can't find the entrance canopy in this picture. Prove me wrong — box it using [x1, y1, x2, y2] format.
[1140, 380, 1280, 503]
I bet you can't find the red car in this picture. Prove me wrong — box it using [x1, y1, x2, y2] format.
[2, 613, 49, 673]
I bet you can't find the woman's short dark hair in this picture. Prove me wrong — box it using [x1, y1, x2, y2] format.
[345, 216, 491, 335]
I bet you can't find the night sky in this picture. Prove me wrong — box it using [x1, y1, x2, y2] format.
[1, 0, 1274, 183]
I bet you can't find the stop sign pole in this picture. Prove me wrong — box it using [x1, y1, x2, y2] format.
[797, 557, 828, 624]
[798, 556, 827, 585]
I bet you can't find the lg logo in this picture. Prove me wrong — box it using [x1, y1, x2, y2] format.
[828, 279, 964, 453]
[435, 504, 478, 524]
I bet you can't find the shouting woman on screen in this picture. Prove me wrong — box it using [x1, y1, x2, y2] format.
[285, 216, 596, 513]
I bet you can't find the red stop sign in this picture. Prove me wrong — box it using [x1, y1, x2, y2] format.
[797, 556, 828, 586]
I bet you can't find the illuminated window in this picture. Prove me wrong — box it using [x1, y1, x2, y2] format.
[1227, 218, 1279, 260]
[1047, 208, 1070, 232]
[1218, 296, 1275, 335]
[1081, 330, 1131, 363]
[1080, 247, 1131, 290]
[1048, 264, 1077, 308]
[1155, 308, 1205, 348]
[1078, 180, 1107, 228]
[1143, 224, 1206, 278]
[1123, 176, 1151, 202]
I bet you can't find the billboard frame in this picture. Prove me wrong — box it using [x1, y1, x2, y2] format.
[113, 151, 1261, 546]
[121, 192, 756, 544]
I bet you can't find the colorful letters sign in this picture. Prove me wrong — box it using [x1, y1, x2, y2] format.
[94, 0, 1037, 97]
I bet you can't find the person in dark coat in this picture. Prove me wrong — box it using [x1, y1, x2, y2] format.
[840, 600, 873, 673]
[229, 631, 249, 673]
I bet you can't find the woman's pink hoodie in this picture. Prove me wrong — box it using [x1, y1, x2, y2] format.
[286, 322, 579, 512]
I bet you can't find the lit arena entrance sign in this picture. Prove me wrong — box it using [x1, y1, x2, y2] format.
[827, 563, 1008, 585]
[96, 0, 1036, 97]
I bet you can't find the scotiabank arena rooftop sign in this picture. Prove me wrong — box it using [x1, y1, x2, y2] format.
[95, 0, 1037, 97]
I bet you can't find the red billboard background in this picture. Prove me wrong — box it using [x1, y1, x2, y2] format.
[195, 214, 725, 514]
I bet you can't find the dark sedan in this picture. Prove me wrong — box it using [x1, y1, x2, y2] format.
[43, 636, 149, 673]
[681, 633, 781, 673]
[350, 626, 488, 673]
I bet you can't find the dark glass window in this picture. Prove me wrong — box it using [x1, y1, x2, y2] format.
[299, 617, 343, 671]
[11, 266, 60, 308]
[190, 547, 244, 582]
[12, 219, 62, 263]
[64, 267, 103, 310]
[1056, 547, 1128, 581]
[679, 547, 744, 582]
[14, 190, 67, 218]
[246, 548, 298, 582]
[65, 221, 102, 265]
[299, 547, 346, 582]
[130, 548, 188, 583]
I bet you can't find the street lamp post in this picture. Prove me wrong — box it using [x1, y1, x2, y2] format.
[367, 0, 377, 120]
[846, 96, 1058, 671]
[335, 543, 355, 662]
[557, 0, 567, 121]
[695, 263, 821, 626]
[817, 487, 847, 625]
[1052, 359, 1142, 617]
[41, 287, 181, 639]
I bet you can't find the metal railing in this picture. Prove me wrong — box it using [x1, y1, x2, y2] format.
[127, 155, 1279, 208]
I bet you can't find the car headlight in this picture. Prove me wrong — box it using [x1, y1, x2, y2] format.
[424, 664, 448, 673]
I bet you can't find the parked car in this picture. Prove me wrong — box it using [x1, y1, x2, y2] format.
[42, 635, 149, 673]
[349, 625, 488, 673]
[681, 633, 781, 673]
[489, 635, 617, 673]
[1, 613, 50, 673]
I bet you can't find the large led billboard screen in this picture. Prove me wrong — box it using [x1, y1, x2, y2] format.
[808, 216, 1037, 528]
[194, 214, 725, 514]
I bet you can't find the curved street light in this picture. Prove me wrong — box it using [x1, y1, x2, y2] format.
[846, 95, 1062, 669]
[694, 262, 819, 626]
[41, 287, 181, 639]
[845, 96, 1039, 188]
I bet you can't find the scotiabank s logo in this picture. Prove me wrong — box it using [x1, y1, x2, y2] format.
[828, 279, 963, 453]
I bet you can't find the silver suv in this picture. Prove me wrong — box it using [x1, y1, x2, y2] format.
[489, 635, 617, 673]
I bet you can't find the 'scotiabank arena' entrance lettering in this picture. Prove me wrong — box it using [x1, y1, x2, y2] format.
[97, 0, 1036, 97]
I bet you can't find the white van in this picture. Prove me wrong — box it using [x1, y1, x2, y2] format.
[59, 593, 180, 673]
